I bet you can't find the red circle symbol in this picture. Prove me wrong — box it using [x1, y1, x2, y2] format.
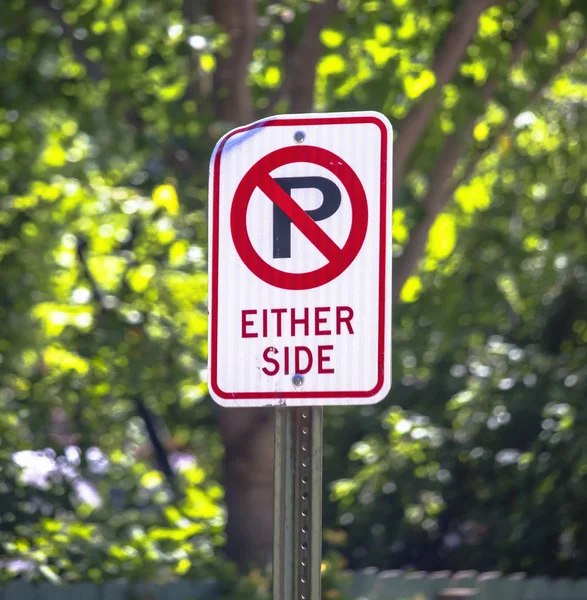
[230, 146, 368, 290]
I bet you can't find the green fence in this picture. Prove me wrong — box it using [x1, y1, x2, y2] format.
[342, 569, 587, 599]
[2, 570, 587, 599]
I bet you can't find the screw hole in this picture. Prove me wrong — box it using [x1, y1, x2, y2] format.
[294, 130, 305, 143]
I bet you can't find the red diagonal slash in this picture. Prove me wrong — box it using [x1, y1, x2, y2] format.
[229, 144, 369, 291]
[257, 172, 343, 263]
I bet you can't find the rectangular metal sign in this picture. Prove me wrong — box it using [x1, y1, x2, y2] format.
[208, 111, 392, 407]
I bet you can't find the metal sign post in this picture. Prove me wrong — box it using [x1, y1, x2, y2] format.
[273, 407, 323, 600]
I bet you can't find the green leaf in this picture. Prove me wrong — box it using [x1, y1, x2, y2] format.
[427, 214, 456, 260]
[321, 29, 344, 49]
[141, 471, 164, 489]
[404, 70, 436, 99]
[400, 275, 423, 303]
[41, 144, 67, 167]
[318, 54, 346, 76]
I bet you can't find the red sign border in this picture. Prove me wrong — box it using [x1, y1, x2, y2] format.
[210, 114, 390, 402]
[230, 145, 368, 290]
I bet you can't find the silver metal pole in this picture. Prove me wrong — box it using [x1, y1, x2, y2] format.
[273, 407, 323, 600]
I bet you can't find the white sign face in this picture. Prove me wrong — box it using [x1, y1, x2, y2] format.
[208, 111, 392, 407]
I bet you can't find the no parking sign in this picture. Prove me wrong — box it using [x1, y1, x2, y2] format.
[208, 112, 392, 407]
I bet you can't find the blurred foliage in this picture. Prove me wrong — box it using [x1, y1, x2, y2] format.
[324, 38, 587, 579]
[0, 0, 587, 589]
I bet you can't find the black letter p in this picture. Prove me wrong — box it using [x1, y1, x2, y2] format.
[272, 176, 341, 259]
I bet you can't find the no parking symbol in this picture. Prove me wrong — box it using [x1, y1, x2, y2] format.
[230, 145, 368, 290]
[209, 112, 393, 407]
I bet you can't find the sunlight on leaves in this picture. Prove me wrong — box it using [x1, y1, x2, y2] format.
[400, 275, 423, 303]
[392, 209, 409, 244]
[320, 29, 344, 49]
[455, 178, 491, 213]
[404, 70, 436, 99]
[153, 184, 179, 215]
[427, 214, 456, 260]
[41, 144, 67, 167]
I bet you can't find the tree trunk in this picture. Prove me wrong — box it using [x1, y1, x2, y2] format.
[207, 0, 338, 569]
[217, 407, 276, 566]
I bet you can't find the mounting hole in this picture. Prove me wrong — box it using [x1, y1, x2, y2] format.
[301, 541, 308, 550]
[302, 492, 309, 500]
[294, 130, 305, 143]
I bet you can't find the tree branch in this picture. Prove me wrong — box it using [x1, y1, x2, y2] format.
[392, 89, 504, 304]
[76, 235, 176, 486]
[34, 0, 200, 176]
[35, 1, 181, 482]
[32, 0, 106, 82]
[76, 238, 107, 306]
[392, 23, 585, 304]
[135, 395, 176, 482]
[182, 0, 214, 112]
[212, 0, 257, 125]
[182, 0, 204, 24]
[267, 0, 339, 115]
[393, 0, 502, 191]
[452, 34, 587, 195]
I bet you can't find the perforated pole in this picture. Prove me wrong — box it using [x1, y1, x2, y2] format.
[273, 407, 323, 600]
